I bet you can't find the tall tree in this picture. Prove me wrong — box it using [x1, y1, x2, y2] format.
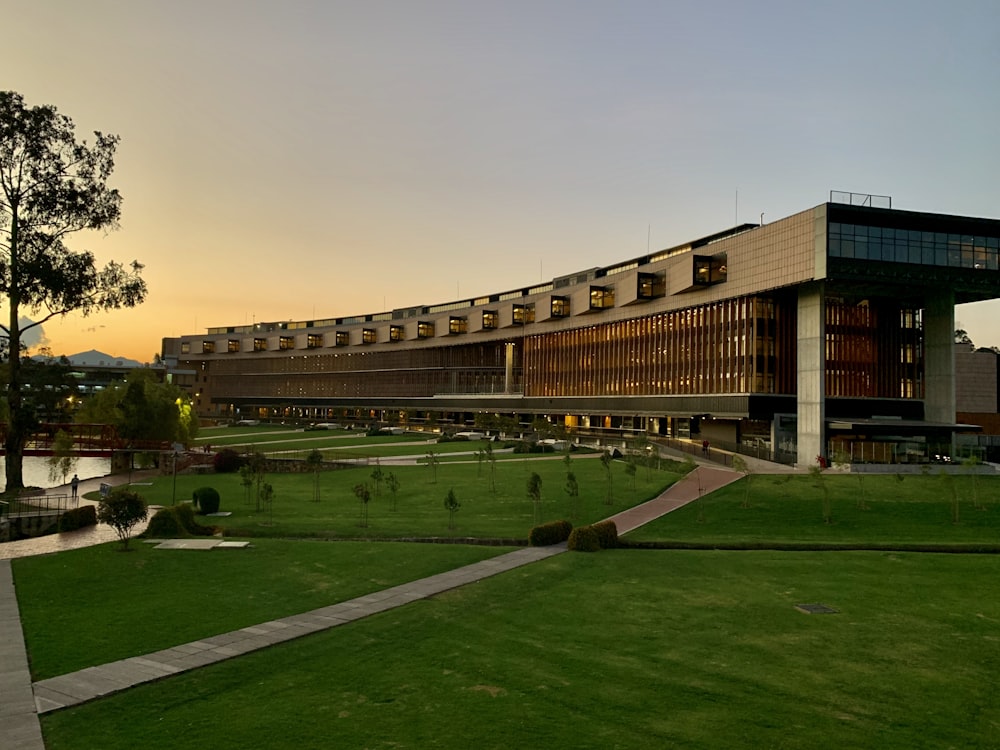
[0, 91, 146, 490]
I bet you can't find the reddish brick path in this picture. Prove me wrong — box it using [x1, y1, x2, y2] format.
[605, 464, 740, 535]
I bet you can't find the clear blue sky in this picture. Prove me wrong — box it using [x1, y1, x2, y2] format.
[4, 0, 999, 360]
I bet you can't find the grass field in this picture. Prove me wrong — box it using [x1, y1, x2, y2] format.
[36, 549, 1000, 749]
[125, 455, 683, 540]
[13, 540, 512, 681]
[21, 437, 1000, 749]
[625, 472, 1000, 545]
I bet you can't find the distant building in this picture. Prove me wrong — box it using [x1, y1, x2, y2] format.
[162, 195, 1000, 466]
[956, 344, 1000, 459]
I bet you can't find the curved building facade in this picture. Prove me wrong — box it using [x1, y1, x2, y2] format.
[162, 199, 1000, 465]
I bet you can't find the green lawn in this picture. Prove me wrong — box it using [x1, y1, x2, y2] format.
[13, 539, 512, 681]
[131, 457, 682, 540]
[38, 549, 1000, 749]
[625, 472, 1000, 545]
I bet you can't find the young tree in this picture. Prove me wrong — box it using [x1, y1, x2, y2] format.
[386, 471, 400, 512]
[0, 91, 147, 491]
[809, 464, 832, 524]
[600, 451, 614, 505]
[425, 449, 440, 483]
[370, 461, 384, 498]
[47, 428, 77, 486]
[354, 483, 371, 527]
[305, 448, 323, 502]
[564, 470, 580, 520]
[260, 482, 275, 525]
[97, 487, 147, 550]
[444, 488, 461, 529]
[527, 472, 543, 524]
[732, 455, 754, 509]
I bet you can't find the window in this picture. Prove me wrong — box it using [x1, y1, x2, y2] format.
[253, 338, 267, 352]
[201, 341, 215, 354]
[637, 272, 663, 300]
[227, 339, 240, 353]
[363, 328, 377, 344]
[693, 254, 727, 285]
[389, 325, 404, 341]
[180, 342, 191, 354]
[307, 334, 323, 348]
[513, 303, 535, 325]
[279, 336, 294, 350]
[448, 317, 467, 335]
[335, 331, 350, 347]
[551, 296, 570, 318]
[482, 310, 498, 329]
[589, 286, 614, 310]
[418, 322, 435, 338]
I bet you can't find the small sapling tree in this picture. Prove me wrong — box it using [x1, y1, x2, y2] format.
[527, 472, 543, 525]
[600, 451, 614, 505]
[426, 449, 440, 484]
[306, 448, 323, 502]
[444, 488, 461, 529]
[47, 429, 77, 486]
[732, 455, 753, 509]
[564, 470, 580, 520]
[97, 488, 147, 550]
[386, 471, 400, 512]
[354, 483, 371, 527]
[370, 461, 384, 498]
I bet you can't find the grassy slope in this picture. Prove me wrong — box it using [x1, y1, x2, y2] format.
[14, 540, 511, 681]
[135, 457, 681, 539]
[625, 473, 1000, 544]
[40, 550, 1000, 750]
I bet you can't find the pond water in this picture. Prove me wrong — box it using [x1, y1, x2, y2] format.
[0, 456, 111, 490]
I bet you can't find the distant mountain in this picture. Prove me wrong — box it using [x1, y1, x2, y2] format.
[65, 349, 144, 368]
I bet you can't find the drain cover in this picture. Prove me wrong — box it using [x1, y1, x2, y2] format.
[795, 603, 839, 615]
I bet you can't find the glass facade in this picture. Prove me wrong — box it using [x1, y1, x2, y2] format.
[524, 296, 797, 397]
[829, 222, 1000, 270]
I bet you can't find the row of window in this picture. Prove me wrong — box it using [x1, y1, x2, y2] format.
[186, 269, 704, 356]
[829, 222, 1000, 270]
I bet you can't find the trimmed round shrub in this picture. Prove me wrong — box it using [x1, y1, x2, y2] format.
[213, 448, 243, 473]
[567, 525, 601, 552]
[58, 505, 97, 532]
[144, 504, 217, 538]
[145, 506, 186, 537]
[192, 487, 221, 515]
[529, 519, 573, 546]
[592, 520, 619, 549]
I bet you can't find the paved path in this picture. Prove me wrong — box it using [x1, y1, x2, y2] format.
[0, 458, 745, 748]
[0, 473, 159, 561]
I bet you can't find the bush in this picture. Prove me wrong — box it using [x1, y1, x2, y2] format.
[192, 486, 221, 515]
[145, 503, 217, 538]
[58, 505, 97, 532]
[97, 489, 148, 550]
[213, 449, 243, 473]
[567, 525, 601, 552]
[529, 519, 573, 546]
[592, 520, 619, 549]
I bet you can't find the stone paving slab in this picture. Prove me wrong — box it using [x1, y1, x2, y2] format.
[0, 560, 44, 750]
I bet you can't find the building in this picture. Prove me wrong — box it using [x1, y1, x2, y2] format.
[161, 194, 1000, 466]
[956, 344, 1000, 460]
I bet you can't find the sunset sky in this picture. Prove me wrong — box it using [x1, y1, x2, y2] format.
[4, 1, 999, 362]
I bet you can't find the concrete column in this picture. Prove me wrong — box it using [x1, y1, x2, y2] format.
[796, 282, 825, 467]
[924, 291, 956, 424]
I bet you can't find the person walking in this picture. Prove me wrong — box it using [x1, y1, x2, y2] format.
[71, 474, 79, 501]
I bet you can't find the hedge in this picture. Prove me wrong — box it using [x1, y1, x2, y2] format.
[528, 519, 573, 546]
[58, 505, 97, 532]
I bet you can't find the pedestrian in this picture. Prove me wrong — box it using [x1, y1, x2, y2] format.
[71, 473, 79, 500]
[702, 439, 710, 455]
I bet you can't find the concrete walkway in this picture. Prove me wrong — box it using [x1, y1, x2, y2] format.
[0, 460, 740, 748]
